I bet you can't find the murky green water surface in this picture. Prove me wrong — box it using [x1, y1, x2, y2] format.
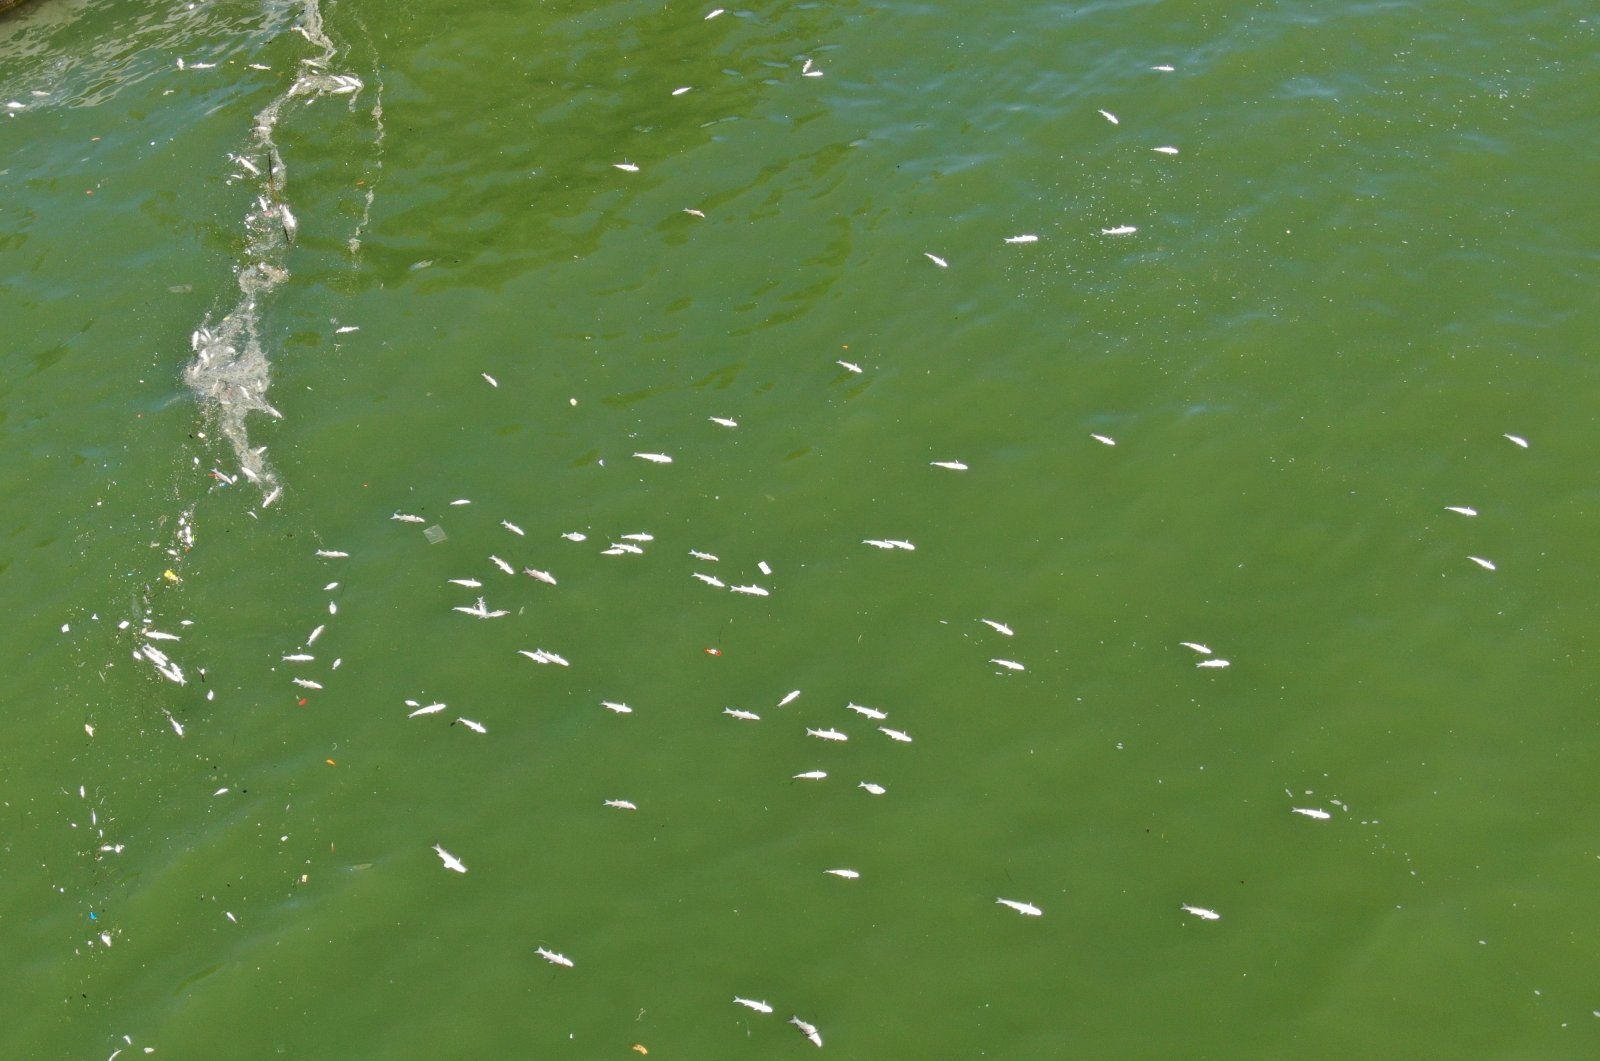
[4, 0, 1599, 1056]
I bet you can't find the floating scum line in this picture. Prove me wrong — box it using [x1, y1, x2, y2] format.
[183, 0, 376, 509]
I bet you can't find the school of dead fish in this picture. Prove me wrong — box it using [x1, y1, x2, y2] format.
[92, 10, 1541, 1051]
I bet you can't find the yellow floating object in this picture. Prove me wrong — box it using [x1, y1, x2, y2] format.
[162, 570, 180, 582]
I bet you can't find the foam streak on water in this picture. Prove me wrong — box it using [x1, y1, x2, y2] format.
[182, 0, 368, 509]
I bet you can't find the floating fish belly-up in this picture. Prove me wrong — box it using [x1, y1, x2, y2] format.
[997, 897, 1043, 916]
[536, 946, 574, 967]
[879, 726, 913, 743]
[1181, 904, 1221, 920]
[825, 868, 860, 879]
[519, 649, 570, 666]
[734, 997, 774, 1014]
[790, 1016, 823, 1048]
[433, 844, 467, 873]
[808, 727, 848, 741]
[633, 452, 673, 463]
[990, 658, 1025, 671]
[724, 707, 761, 721]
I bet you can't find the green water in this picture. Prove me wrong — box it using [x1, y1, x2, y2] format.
[4, 0, 1599, 1056]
